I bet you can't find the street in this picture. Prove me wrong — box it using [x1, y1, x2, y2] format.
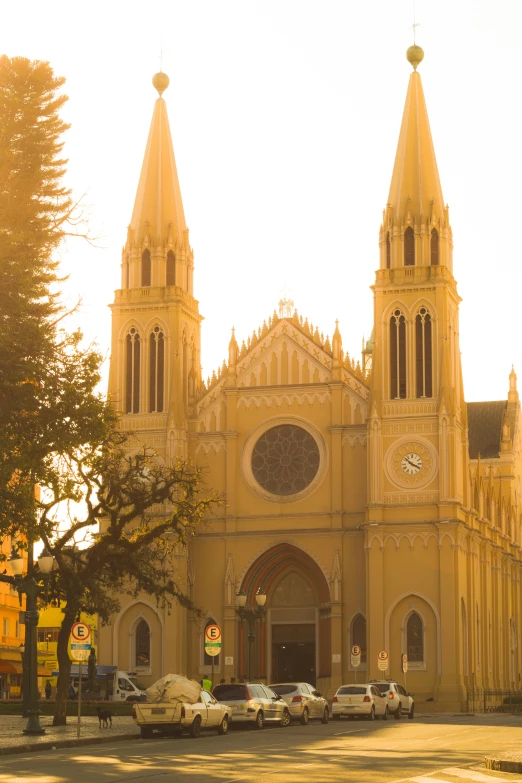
[1, 714, 522, 783]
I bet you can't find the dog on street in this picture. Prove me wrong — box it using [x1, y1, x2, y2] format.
[96, 706, 113, 728]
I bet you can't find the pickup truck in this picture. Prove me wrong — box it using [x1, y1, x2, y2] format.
[132, 689, 232, 738]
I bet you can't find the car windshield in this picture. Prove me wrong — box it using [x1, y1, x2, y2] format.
[269, 685, 296, 696]
[129, 677, 145, 690]
[337, 686, 367, 695]
[213, 684, 247, 701]
[373, 684, 391, 694]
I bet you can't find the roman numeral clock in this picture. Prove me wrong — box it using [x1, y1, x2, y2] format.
[385, 438, 438, 489]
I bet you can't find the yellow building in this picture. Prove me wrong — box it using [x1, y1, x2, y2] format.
[99, 49, 522, 711]
[36, 606, 97, 685]
[0, 539, 24, 697]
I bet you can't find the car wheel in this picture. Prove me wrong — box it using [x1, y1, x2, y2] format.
[408, 705, 414, 720]
[333, 714, 341, 721]
[280, 708, 291, 727]
[300, 707, 309, 726]
[321, 707, 329, 724]
[382, 706, 389, 720]
[217, 715, 229, 735]
[140, 726, 153, 738]
[190, 715, 201, 738]
[368, 706, 375, 721]
[255, 710, 264, 729]
[394, 704, 402, 720]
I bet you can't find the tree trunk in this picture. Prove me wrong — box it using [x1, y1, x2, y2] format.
[52, 609, 76, 726]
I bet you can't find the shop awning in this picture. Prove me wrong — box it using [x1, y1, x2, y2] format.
[0, 660, 17, 674]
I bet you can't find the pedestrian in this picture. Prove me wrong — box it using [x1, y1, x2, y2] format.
[219, 678, 225, 684]
[45, 680, 52, 700]
[201, 676, 212, 691]
[230, 676, 236, 684]
[69, 683, 76, 700]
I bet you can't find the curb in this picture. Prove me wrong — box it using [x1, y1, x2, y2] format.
[0, 732, 140, 757]
[485, 756, 522, 774]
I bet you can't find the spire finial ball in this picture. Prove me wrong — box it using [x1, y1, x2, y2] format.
[406, 44, 424, 71]
[153, 71, 170, 96]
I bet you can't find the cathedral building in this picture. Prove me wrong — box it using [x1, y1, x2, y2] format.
[99, 47, 522, 711]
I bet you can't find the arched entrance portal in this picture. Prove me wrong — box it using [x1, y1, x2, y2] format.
[238, 544, 331, 685]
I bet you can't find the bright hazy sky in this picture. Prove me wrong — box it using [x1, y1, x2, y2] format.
[2, 0, 521, 402]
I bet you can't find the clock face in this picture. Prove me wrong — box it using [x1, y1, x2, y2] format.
[386, 440, 436, 488]
[401, 452, 423, 475]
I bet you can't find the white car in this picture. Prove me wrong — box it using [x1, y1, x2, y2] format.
[332, 684, 389, 721]
[368, 680, 415, 719]
[133, 690, 232, 738]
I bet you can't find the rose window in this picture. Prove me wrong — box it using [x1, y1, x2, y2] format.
[251, 424, 320, 496]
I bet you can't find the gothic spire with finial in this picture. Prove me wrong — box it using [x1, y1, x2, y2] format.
[128, 71, 188, 249]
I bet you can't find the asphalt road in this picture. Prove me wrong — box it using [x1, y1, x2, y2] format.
[1, 714, 522, 783]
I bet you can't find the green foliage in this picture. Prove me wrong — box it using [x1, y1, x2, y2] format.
[0, 56, 111, 535]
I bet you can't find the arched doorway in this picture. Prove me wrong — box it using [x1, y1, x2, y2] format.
[238, 544, 331, 685]
[270, 571, 318, 684]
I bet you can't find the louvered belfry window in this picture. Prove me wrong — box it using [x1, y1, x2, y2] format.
[125, 328, 141, 413]
[404, 226, 415, 266]
[166, 250, 176, 286]
[141, 249, 151, 286]
[431, 228, 439, 265]
[415, 308, 432, 398]
[390, 310, 406, 399]
[149, 326, 165, 413]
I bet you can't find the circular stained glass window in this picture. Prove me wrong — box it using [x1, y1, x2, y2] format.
[251, 424, 320, 496]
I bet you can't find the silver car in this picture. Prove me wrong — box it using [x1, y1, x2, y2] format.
[269, 682, 329, 725]
[212, 682, 291, 728]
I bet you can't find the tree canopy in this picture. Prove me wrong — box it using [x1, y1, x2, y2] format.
[0, 56, 222, 726]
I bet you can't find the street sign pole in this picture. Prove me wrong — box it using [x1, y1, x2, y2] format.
[77, 660, 82, 738]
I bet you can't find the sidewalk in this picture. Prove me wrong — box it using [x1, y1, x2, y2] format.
[0, 715, 139, 756]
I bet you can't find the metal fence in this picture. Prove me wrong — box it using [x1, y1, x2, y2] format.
[467, 688, 522, 713]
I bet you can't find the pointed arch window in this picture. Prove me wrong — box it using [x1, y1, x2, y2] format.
[166, 251, 176, 286]
[404, 226, 415, 266]
[430, 228, 439, 265]
[135, 619, 150, 667]
[141, 249, 151, 287]
[125, 328, 141, 413]
[415, 307, 432, 398]
[390, 309, 406, 399]
[203, 618, 220, 666]
[351, 614, 367, 664]
[149, 326, 165, 413]
[386, 232, 391, 269]
[407, 612, 423, 662]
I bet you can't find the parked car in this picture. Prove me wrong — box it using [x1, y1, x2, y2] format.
[133, 689, 231, 738]
[368, 680, 414, 719]
[332, 683, 389, 721]
[269, 682, 329, 725]
[212, 682, 291, 728]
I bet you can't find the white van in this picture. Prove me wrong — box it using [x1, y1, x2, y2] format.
[57, 665, 146, 702]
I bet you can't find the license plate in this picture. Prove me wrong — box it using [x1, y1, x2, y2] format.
[151, 708, 166, 715]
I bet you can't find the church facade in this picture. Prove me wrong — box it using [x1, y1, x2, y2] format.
[99, 51, 522, 711]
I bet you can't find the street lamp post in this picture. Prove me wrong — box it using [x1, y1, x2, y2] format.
[0, 545, 54, 735]
[235, 588, 267, 682]
[19, 642, 26, 714]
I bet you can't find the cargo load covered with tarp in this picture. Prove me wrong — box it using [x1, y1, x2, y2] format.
[146, 673, 201, 704]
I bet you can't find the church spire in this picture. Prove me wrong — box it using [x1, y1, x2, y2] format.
[380, 46, 452, 271]
[387, 49, 444, 224]
[128, 71, 188, 250]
